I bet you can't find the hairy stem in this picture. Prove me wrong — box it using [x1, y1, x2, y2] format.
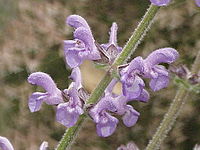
[113, 4, 159, 66]
[56, 4, 159, 150]
[145, 50, 200, 150]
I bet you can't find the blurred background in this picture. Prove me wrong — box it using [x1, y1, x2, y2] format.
[0, 0, 200, 149]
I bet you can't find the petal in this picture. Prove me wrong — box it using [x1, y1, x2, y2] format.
[195, 0, 200, 7]
[150, 75, 169, 91]
[74, 27, 94, 50]
[122, 105, 140, 127]
[0, 136, 14, 150]
[28, 72, 59, 94]
[56, 103, 83, 127]
[89, 95, 117, 123]
[66, 15, 90, 31]
[39, 141, 48, 150]
[28, 92, 48, 112]
[109, 22, 118, 44]
[121, 57, 144, 78]
[67, 87, 81, 104]
[150, 0, 171, 6]
[145, 48, 179, 66]
[64, 47, 83, 68]
[117, 145, 127, 150]
[154, 65, 169, 76]
[122, 75, 145, 99]
[96, 112, 118, 137]
[70, 67, 82, 90]
[73, 27, 101, 61]
[128, 56, 144, 73]
[135, 89, 150, 103]
[105, 78, 118, 95]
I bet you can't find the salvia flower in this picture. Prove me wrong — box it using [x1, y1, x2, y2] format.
[143, 48, 179, 91]
[28, 67, 84, 128]
[100, 22, 122, 63]
[28, 72, 64, 112]
[0, 136, 48, 150]
[194, 144, 200, 150]
[64, 15, 101, 68]
[117, 142, 139, 150]
[150, 0, 200, 7]
[150, 0, 171, 6]
[120, 48, 178, 96]
[120, 56, 149, 101]
[39, 141, 48, 150]
[56, 67, 84, 127]
[89, 79, 140, 137]
[0, 136, 14, 150]
[195, 0, 200, 7]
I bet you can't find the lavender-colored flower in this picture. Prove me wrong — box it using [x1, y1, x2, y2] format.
[117, 142, 140, 150]
[28, 72, 63, 112]
[94, 22, 122, 64]
[120, 48, 178, 95]
[89, 80, 140, 137]
[120, 56, 149, 101]
[0, 136, 48, 150]
[69, 67, 82, 89]
[143, 48, 179, 91]
[101, 22, 122, 52]
[195, 0, 200, 7]
[39, 141, 48, 150]
[56, 87, 84, 127]
[64, 15, 101, 68]
[56, 67, 84, 127]
[150, 0, 171, 6]
[0, 136, 14, 150]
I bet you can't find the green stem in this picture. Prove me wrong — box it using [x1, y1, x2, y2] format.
[113, 5, 159, 66]
[145, 50, 200, 150]
[55, 115, 87, 150]
[56, 4, 159, 150]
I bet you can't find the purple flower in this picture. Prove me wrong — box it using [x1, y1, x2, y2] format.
[101, 22, 122, 52]
[150, 0, 171, 6]
[95, 22, 122, 64]
[117, 142, 140, 150]
[28, 68, 84, 128]
[64, 15, 101, 68]
[28, 72, 63, 112]
[120, 48, 178, 94]
[56, 87, 84, 127]
[56, 67, 84, 127]
[0, 136, 48, 150]
[120, 56, 149, 101]
[96, 111, 119, 137]
[143, 48, 179, 91]
[0, 136, 14, 150]
[195, 0, 200, 7]
[89, 80, 139, 137]
[69, 67, 82, 89]
[39, 141, 48, 150]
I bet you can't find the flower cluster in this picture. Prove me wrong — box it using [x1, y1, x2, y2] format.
[89, 48, 178, 137]
[27, 15, 122, 128]
[27, 15, 179, 138]
[0, 136, 48, 150]
[28, 67, 85, 128]
[150, 0, 200, 7]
